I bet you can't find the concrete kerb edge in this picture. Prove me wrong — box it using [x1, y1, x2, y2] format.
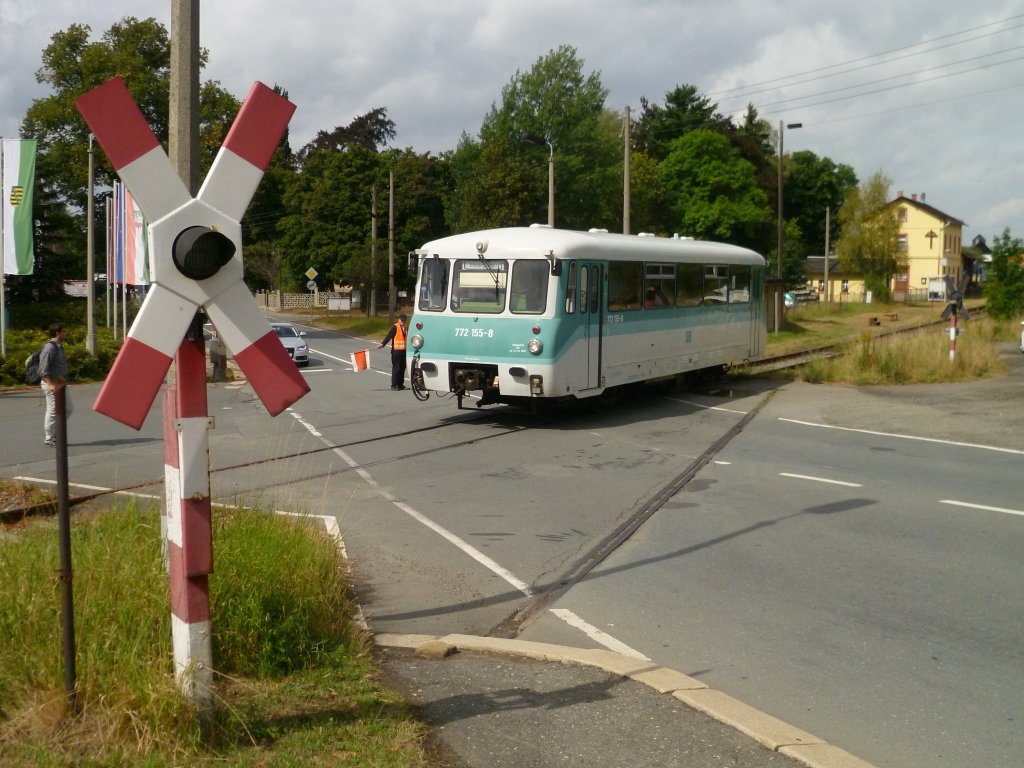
[374, 632, 878, 768]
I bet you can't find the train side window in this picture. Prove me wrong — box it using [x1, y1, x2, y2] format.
[644, 262, 674, 309]
[676, 263, 702, 306]
[703, 264, 729, 305]
[510, 259, 549, 314]
[565, 262, 576, 314]
[608, 261, 642, 311]
[590, 267, 600, 314]
[729, 265, 751, 303]
[418, 258, 450, 312]
[580, 266, 589, 314]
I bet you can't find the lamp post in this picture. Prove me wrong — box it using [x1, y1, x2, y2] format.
[777, 121, 802, 279]
[522, 133, 554, 227]
[776, 120, 801, 332]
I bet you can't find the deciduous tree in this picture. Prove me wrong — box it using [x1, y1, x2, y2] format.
[659, 129, 771, 247]
[983, 228, 1024, 318]
[835, 171, 903, 300]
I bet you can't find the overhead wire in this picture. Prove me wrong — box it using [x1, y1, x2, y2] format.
[711, 13, 1024, 101]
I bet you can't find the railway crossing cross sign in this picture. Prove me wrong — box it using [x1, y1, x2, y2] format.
[77, 78, 310, 703]
[76, 77, 310, 430]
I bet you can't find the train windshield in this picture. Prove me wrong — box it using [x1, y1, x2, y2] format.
[451, 259, 508, 313]
[418, 257, 450, 312]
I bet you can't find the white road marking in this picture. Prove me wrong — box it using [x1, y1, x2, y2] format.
[549, 608, 651, 661]
[669, 397, 748, 415]
[939, 499, 1024, 518]
[779, 418, 1024, 455]
[779, 472, 863, 487]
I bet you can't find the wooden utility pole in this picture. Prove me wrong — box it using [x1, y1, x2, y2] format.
[170, 0, 200, 195]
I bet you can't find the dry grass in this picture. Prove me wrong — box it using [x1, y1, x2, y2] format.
[792, 317, 1008, 385]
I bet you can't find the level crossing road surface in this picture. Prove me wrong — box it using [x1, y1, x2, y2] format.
[3, 318, 1022, 768]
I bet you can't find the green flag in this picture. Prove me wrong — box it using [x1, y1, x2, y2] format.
[3, 139, 36, 275]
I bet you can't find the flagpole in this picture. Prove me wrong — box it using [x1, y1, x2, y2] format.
[105, 195, 112, 329]
[1, 136, 7, 358]
[86, 135, 97, 356]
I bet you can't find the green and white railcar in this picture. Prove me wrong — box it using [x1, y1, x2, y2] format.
[408, 226, 766, 407]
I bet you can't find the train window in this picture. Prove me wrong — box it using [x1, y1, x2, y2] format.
[608, 261, 642, 311]
[510, 259, 549, 314]
[676, 263, 702, 306]
[580, 266, 589, 314]
[644, 263, 674, 309]
[565, 262, 576, 314]
[418, 257, 450, 312]
[729, 265, 751, 303]
[451, 259, 508, 313]
[590, 267, 600, 314]
[703, 264, 729, 304]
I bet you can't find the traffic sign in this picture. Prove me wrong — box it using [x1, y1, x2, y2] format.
[76, 78, 310, 429]
[305, 267, 318, 280]
[306, 280, 317, 291]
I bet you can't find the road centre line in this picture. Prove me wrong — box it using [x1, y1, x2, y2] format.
[939, 499, 1024, 518]
[779, 417, 1024, 455]
[779, 472, 863, 487]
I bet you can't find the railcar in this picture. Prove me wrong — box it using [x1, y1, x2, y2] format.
[407, 226, 767, 407]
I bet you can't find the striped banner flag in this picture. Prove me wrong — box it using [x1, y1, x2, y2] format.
[113, 181, 149, 285]
[2, 139, 36, 275]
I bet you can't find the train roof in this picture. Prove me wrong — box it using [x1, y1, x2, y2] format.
[418, 227, 766, 266]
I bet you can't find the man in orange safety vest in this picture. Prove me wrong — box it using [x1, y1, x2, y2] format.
[377, 314, 408, 390]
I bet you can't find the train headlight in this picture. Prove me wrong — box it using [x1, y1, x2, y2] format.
[527, 338, 543, 355]
[411, 334, 424, 350]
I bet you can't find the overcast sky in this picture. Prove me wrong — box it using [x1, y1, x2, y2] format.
[2, 0, 1022, 244]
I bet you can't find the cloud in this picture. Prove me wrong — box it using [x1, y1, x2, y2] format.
[1, 0, 1023, 238]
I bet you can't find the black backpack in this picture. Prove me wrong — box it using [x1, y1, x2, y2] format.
[24, 341, 54, 386]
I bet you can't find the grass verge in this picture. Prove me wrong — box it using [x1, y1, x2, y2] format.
[784, 316, 1013, 385]
[0, 501, 432, 767]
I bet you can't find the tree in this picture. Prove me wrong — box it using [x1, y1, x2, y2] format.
[277, 110, 446, 296]
[18, 17, 240, 293]
[785, 151, 858, 257]
[447, 45, 617, 231]
[659, 129, 771, 247]
[635, 84, 730, 162]
[983, 229, 1024, 318]
[835, 171, 903, 300]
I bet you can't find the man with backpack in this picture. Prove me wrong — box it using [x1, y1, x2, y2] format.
[38, 323, 72, 447]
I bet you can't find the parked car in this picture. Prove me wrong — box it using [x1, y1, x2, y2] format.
[271, 322, 309, 366]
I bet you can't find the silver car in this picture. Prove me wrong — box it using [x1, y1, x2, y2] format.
[271, 322, 309, 366]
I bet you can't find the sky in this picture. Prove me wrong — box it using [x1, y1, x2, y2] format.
[1, 0, 1023, 245]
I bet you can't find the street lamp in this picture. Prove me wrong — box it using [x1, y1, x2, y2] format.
[776, 120, 801, 333]
[777, 121, 802, 279]
[522, 133, 554, 227]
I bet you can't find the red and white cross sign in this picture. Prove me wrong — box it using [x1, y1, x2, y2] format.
[76, 78, 309, 429]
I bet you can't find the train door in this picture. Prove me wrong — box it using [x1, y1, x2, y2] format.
[579, 262, 603, 389]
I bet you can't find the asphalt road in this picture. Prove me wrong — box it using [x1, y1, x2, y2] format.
[3, 319, 1022, 768]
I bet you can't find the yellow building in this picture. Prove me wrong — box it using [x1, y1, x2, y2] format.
[889, 192, 966, 301]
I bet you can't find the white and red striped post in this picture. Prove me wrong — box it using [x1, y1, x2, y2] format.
[162, 336, 214, 702]
[949, 312, 957, 362]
